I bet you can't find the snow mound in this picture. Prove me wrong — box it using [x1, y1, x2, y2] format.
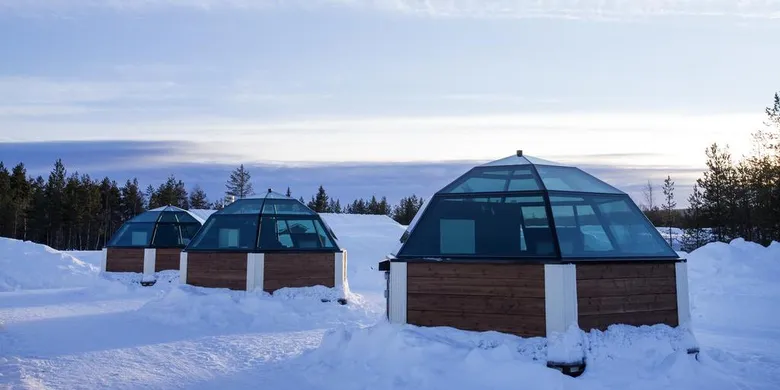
[0, 238, 111, 292]
[137, 284, 383, 331]
[320, 213, 406, 293]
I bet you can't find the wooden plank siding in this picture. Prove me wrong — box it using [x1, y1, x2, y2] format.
[155, 248, 182, 272]
[576, 262, 679, 331]
[186, 252, 247, 290]
[263, 252, 335, 293]
[105, 248, 144, 273]
[406, 262, 546, 338]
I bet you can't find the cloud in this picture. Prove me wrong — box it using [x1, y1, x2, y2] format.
[0, 77, 180, 105]
[1, 0, 778, 19]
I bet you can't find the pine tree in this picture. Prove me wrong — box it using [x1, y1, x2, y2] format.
[45, 159, 67, 247]
[285, 187, 292, 197]
[698, 144, 736, 242]
[680, 184, 711, 252]
[120, 178, 146, 221]
[661, 175, 677, 247]
[392, 195, 425, 225]
[225, 164, 254, 199]
[189, 185, 211, 209]
[307, 185, 329, 212]
[9, 163, 31, 239]
[0, 163, 11, 237]
[149, 175, 189, 209]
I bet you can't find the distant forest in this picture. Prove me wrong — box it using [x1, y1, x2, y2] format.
[0, 93, 777, 252]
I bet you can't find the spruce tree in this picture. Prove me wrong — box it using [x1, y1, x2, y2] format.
[225, 164, 254, 199]
[286, 187, 292, 197]
[0, 163, 11, 237]
[120, 178, 146, 220]
[680, 184, 711, 252]
[307, 185, 329, 213]
[661, 175, 676, 247]
[45, 159, 67, 247]
[9, 163, 31, 239]
[189, 185, 211, 209]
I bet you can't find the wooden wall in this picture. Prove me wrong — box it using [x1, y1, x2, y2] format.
[186, 252, 247, 290]
[576, 262, 678, 331]
[406, 262, 546, 337]
[155, 248, 182, 272]
[105, 248, 144, 273]
[264, 252, 335, 293]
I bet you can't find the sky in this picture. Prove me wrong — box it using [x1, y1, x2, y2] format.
[0, 1, 778, 206]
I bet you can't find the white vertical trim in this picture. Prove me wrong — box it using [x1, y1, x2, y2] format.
[247, 253, 265, 292]
[676, 261, 691, 325]
[388, 262, 408, 324]
[179, 252, 188, 284]
[143, 248, 156, 277]
[544, 264, 579, 336]
[334, 251, 347, 288]
[100, 248, 108, 272]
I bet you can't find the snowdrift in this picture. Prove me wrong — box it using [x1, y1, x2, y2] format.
[320, 213, 406, 292]
[138, 284, 384, 331]
[0, 238, 110, 292]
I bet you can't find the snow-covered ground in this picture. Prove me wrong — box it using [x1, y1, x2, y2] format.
[1, 225, 779, 389]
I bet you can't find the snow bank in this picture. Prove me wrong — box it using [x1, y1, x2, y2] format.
[0, 238, 115, 292]
[137, 284, 384, 331]
[685, 238, 780, 327]
[320, 213, 406, 293]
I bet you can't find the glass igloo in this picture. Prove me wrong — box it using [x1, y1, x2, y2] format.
[180, 190, 347, 293]
[107, 206, 205, 249]
[186, 190, 340, 252]
[395, 151, 677, 260]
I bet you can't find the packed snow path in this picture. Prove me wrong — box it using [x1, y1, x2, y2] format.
[1, 238, 780, 389]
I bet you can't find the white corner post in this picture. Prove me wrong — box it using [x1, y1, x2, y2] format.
[675, 261, 691, 326]
[544, 263, 584, 368]
[246, 253, 265, 292]
[179, 252, 188, 284]
[675, 260, 699, 353]
[100, 248, 108, 272]
[388, 262, 408, 324]
[334, 250, 348, 290]
[142, 248, 156, 281]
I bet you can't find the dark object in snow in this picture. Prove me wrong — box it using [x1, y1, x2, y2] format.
[320, 298, 348, 305]
[547, 360, 585, 378]
[140, 279, 156, 287]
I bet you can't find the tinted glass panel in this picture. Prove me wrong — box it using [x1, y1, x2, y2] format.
[398, 195, 556, 258]
[188, 215, 259, 250]
[128, 211, 161, 223]
[107, 223, 155, 247]
[549, 195, 677, 258]
[442, 167, 542, 193]
[158, 212, 180, 223]
[535, 166, 621, 194]
[220, 199, 266, 215]
[151, 223, 183, 247]
[261, 199, 315, 215]
[258, 217, 337, 250]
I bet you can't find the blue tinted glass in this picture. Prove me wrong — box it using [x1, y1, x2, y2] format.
[220, 199, 266, 215]
[398, 195, 556, 258]
[549, 195, 677, 258]
[535, 166, 621, 194]
[442, 167, 542, 194]
[151, 223, 183, 247]
[129, 211, 161, 223]
[188, 215, 259, 250]
[258, 217, 337, 250]
[107, 223, 156, 247]
[261, 199, 315, 215]
[158, 212, 180, 223]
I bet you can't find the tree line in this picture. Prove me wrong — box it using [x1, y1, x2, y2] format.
[639, 92, 780, 251]
[0, 162, 425, 251]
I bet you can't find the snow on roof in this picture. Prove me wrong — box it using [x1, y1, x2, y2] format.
[189, 209, 218, 222]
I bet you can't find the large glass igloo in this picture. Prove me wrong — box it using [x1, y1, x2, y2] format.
[102, 206, 205, 275]
[182, 190, 348, 293]
[381, 152, 692, 374]
[395, 151, 677, 260]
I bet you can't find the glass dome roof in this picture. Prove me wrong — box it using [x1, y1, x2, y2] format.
[106, 206, 205, 248]
[395, 152, 678, 261]
[185, 190, 341, 252]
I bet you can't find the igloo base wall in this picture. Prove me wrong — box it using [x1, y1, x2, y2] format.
[105, 248, 144, 273]
[182, 251, 347, 292]
[405, 262, 546, 337]
[385, 258, 685, 337]
[576, 262, 679, 331]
